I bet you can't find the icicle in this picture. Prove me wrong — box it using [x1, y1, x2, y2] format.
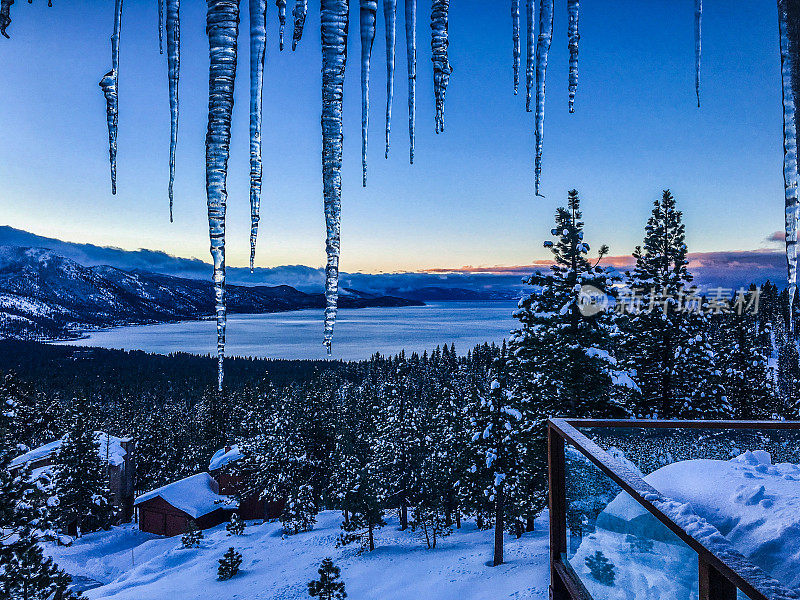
[291, 0, 306, 50]
[205, 0, 239, 389]
[694, 0, 701, 108]
[0, 0, 13, 39]
[512, 0, 520, 95]
[99, 0, 123, 195]
[276, 0, 286, 50]
[779, 0, 799, 331]
[249, 0, 266, 269]
[360, 1, 377, 186]
[158, 0, 164, 54]
[430, 0, 451, 134]
[383, 0, 396, 158]
[525, 0, 534, 111]
[166, 0, 180, 222]
[321, 0, 349, 353]
[567, 0, 578, 112]
[534, 0, 553, 196]
[405, 0, 415, 163]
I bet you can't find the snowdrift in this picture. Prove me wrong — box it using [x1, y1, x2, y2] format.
[571, 451, 800, 598]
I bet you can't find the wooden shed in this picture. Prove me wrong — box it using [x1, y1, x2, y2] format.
[134, 473, 237, 537]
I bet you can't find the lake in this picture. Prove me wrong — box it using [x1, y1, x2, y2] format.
[56, 302, 520, 360]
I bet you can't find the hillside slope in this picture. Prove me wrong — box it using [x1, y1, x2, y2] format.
[0, 247, 422, 340]
[46, 512, 549, 600]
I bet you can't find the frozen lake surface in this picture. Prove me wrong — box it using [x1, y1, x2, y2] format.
[56, 302, 518, 360]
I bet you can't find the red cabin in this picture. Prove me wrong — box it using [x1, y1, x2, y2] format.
[134, 473, 237, 537]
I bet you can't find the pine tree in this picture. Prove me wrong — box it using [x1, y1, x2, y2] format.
[1, 529, 76, 600]
[715, 303, 777, 419]
[0, 373, 61, 452]
[373, 359, 418, 531]
[0, 379, 76, 600]
[231, 382, 331, 536]
[181, 520, 203, 548]
[226, 513, 245, 536]
[217, 547, 242, 581]
[510, 189, 630, 420]
[331, 381, 386, 553]
[308, 558, 347, 600]
[282, 484, 317, 535]
[502, 191, 628, 563]
[620, 190, 729, 418]
[51, 410, 114, 537]
[462, 344, 535, 566]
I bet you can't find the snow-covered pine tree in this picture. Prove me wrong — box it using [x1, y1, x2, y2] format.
[333, 382, 386, 553]
[1, 529, 76, 600]
[373, 358, 418, 531]
[308, 558, 347, 600]
[409, 386, 455, 549]
[51, 411, 114, 536]
[231, 381, 333, 536]
[714, 293, 777, 419]
[217, 547, 242, 581]
[282, 483, 317, 535]
[181, 520, 203, 548]
[0, 373, 61, 452]
[504, 190, 629, 550]
[0, 380, 76, 600]
[461, 344, 532, 566]
[510, 189, 630, 420]
[619, 190, 729, 418]
[226, 512, 245, 535]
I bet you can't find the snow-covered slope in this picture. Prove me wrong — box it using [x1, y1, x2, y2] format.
[46, 512, 550, 600]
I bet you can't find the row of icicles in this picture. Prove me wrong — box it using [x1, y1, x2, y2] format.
[4, 1, 797, 391]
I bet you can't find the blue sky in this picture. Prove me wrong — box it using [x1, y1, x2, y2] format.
[0, 0, 786, 274]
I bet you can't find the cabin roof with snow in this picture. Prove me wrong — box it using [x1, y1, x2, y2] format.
[9, 431, 131, 470]
[134, 473, 237, 519]
[209, 445, 243, 471]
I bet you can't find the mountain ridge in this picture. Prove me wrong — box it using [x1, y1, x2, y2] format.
[0, 246, 422, 341]
[0, 226, 523, 300]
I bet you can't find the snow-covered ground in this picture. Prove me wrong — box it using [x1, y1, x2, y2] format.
[45, 512, 551, 600]
[569, 451, 800, 598]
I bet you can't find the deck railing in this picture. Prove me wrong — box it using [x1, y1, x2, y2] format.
[547, 418, 800, 600]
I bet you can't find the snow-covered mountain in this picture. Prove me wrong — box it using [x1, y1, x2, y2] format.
[0, 226, 524, 299]
[0, 247, 422, 340]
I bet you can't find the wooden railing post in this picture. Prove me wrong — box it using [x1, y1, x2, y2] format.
[699, 557, 738, 600]
[548, 424, 570, 600]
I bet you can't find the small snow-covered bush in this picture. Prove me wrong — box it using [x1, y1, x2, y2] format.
[226, 513, 245, 536]
[308, 557, 346, 599]
[217, 547, 242, 581]
[181, 520, 203, 548]
[585, 550, 616, 586]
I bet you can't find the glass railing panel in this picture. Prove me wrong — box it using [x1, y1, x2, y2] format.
[564, 445, 700, 600]
[574, 425, 800, 591]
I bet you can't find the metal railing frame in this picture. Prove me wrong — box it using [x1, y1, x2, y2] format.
[547, 418, 800, 600]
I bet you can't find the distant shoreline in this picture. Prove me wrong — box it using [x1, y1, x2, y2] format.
[46, 302, 518, 362]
